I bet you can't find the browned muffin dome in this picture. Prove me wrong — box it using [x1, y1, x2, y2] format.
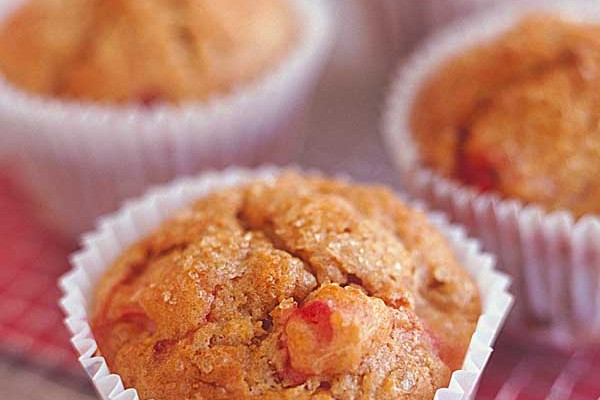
[411, 16, 600, 217]
[0, 0, 295, 104]
[92, 172, 481, 400]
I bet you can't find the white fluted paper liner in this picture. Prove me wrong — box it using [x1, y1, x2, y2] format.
[59, 166, 512, 400]
[1, 0, 333, 239]
[382, 0, 600, 348]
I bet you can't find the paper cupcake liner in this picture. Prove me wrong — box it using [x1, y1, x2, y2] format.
[1, 0, 333, 239]
[58, 166, 512, 400]
[382, 0, 600, 348]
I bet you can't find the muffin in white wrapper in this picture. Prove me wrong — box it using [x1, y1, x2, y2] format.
[382, 0, 600, 348]
[1, 0, 333, 239]
[59, 166, 512, 400]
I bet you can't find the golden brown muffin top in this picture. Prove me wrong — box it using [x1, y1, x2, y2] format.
[0, 0, 295, 104]
[91, 172, 480, 400]
[411, 16, 600, 217]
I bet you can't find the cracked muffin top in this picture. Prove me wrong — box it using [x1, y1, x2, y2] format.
[0, 0, 295, 104]
[411, 16, 600, 217]
[91, 172, 481, 400]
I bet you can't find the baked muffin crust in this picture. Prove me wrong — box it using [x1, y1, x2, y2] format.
[0, 0, 295, 103]
[412, 16, 600, 217]
[92, 172, 481, 399]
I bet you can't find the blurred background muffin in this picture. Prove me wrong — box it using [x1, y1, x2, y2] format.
[0, 0, 332, 238]
[411, 15, 600, 217]
[383, 0, 600, 348]
[0, 0, 294, 104]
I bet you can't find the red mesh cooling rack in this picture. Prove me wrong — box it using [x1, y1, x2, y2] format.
[0, 173, 77, 372]
[1, 172, 600, 399]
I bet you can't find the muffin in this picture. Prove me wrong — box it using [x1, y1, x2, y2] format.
[0, 0, 294, 103]
[90, 172, 481, 399]
[0, 0, 332, 238]
[383, 0, 600, 348]
[411, 15, 600, 217]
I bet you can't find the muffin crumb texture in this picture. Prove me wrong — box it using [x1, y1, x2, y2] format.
[412, 16, 600, 217]
[0, 0, 295, 103]
[92, 173, 481, 400]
